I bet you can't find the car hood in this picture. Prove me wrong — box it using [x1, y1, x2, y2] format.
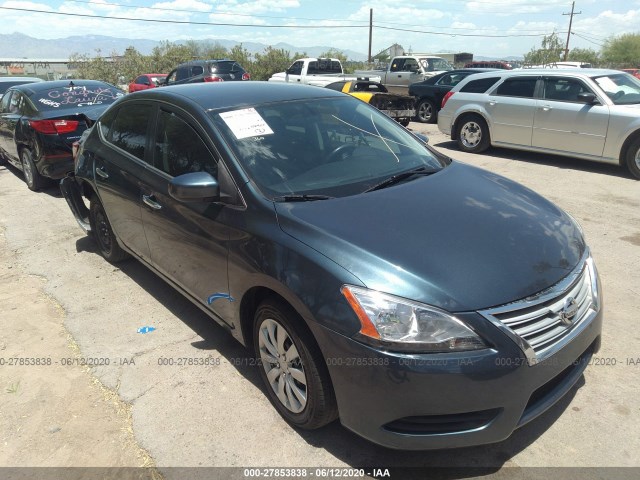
[274, 162, 585, 312]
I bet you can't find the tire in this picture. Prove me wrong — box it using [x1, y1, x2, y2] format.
[89, 195, 129, 263]
[456, 115, 491, 153]
[416, 99, 436, 124]
[20, 148, 46, 191]
[253, 300, 337, 430]
[625, 136, 640, 180]
[399, 118, 410, 127]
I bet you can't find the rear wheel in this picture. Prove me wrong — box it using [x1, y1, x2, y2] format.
[625, 136, 640, 180]
[253, 300, 337, 429]
[89, 195, 129, 263]
[456, 115, 490, 153]
[416, 99, 436, 123]
[20, 149, 46, 191]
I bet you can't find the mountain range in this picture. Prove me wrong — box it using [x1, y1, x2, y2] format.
[0, 33, 370, 61]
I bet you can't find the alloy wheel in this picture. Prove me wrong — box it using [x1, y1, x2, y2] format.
[258, 318, 308, 413]
[21, 152, 34, 188]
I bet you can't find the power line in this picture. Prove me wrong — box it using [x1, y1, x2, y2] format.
[0, 6, 370, 28]
[0, 6, 562, 38]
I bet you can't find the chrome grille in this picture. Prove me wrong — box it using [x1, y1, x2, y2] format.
[480, 253, 599, 365]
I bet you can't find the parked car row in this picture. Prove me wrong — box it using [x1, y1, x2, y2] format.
[51, 81, 602, 450]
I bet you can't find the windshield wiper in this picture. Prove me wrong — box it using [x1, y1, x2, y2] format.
[273, 194, 334, 202]
[364, 167, 435, 193]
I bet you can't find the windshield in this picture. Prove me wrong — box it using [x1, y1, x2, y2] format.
[32, 84, 124, 111]
[211, 97, 446, 199]
[421, 58, 453, 72]
[593, 73, 640, 105]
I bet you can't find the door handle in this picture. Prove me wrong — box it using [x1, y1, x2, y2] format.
[95, 166, 109, 179]
[142, 195, 162, 210]
[540, 105, 552, 112]
[489, 100, 498, 106]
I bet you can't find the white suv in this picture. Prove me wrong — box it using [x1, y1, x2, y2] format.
[437, 69, 640, 179]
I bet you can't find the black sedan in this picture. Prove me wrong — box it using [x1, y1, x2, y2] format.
[409, 68, 497, 123]
[0, 80, 124, 190]
[61, 82, 602, 450]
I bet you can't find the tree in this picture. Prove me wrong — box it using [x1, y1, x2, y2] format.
[601, 33, 640, 68]
[251, 47, 303, 81]
[524, 31, 564, 66]
[567, 47, 599, 66]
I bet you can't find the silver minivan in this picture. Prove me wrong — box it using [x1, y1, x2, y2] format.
[437, 69, 640, 179]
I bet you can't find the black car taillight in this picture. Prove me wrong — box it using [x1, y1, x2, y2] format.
[30, 119, 79, 134]
[242, 72, 250, 81]
[204, 75, 224, 82]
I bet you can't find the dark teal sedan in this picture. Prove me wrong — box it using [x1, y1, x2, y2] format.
[61, 82, 603, 449]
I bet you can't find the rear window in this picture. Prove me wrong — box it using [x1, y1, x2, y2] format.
[210, 61, 240, 74]
[32, 84, 124, 111]
[307, 60, 342, 75]
[460, 77, 501, 93]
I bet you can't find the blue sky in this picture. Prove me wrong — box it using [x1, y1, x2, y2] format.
[0, 0, 638, 57]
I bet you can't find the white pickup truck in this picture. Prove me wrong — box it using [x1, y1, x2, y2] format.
[268, 58, 380, 87]
[356, 55, 453, 95]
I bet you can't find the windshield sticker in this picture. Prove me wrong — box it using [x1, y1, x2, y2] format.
[219, 108, 274, 139]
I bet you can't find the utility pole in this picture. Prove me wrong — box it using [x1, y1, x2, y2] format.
[368, 9, 373, 64]
[563, 1, 581, 61]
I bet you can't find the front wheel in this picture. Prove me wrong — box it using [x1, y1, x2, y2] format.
[625, 136, 640, 180]
[253, 300, 337, 429]
[20, 149, 46, 191]
[89, 195, 129, 263]
[416, 99, 436, 123]
[456, 115, 490, 153]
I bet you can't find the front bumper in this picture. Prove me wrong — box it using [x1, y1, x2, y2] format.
[309, 305, 602, 450]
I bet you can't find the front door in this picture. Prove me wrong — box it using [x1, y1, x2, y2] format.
[533, 76, 609, 157]
[140, 106, 233, 324]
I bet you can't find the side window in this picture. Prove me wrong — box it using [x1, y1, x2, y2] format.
[288, 61, 303, 75]
[390, 59, 405, 73]
[136, 76, 149, 85]
[403, 59, 419, 72]
[1, 91, 12, 113]
[544, 78, 590, 102]
[98, 106, 118, 138]
[166, 70, 177, 84]
[495, 77, 537, 98]
[175, 67, 190, 82]
[154, 110, 217, 178]
[107, 103, 152, 161]
[460, 77, 501, 93]
[190, 66, 204, 77]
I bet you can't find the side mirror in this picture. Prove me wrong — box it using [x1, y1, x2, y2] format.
[414, 133, 429, 144]
[169, 172, 219, 202]
[577, 92, 597, 104]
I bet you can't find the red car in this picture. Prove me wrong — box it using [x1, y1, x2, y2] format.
[128, 74, 167, 93]
[622, 68, 640, 80]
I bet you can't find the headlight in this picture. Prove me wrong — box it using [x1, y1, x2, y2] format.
[341, 285, 487, 353]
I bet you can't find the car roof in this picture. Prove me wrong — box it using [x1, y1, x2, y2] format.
[12, 79, 118, 94]
[455, 68, 624, 80]
[132, 82, 344, 111]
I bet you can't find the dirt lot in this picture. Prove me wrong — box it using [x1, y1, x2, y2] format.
[0, 122, 639, 479]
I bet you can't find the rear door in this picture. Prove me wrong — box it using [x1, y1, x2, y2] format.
[487, 76, 539, 146]
[93, 102, 153, 261]
[532, 76, 609, 157]
[139, 106, 233, 324]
